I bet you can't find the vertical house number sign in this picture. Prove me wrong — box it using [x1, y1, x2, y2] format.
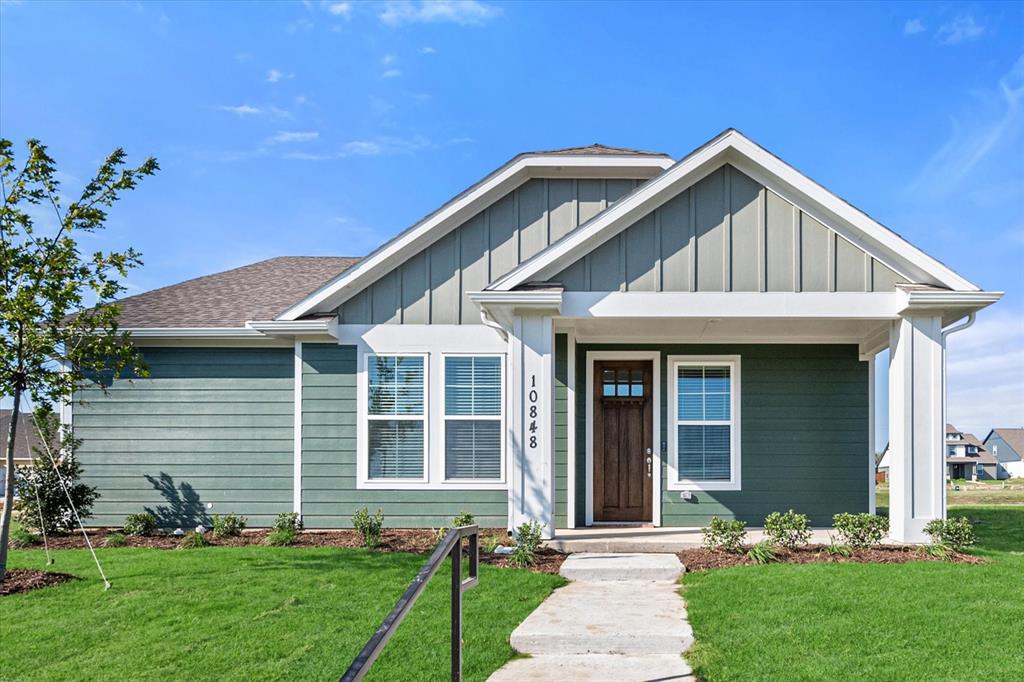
[528, 375, 539, 450]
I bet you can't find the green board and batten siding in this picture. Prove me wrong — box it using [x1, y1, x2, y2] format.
[573, 343, 869, 527]
[75, 348, 295, 527]
[300, 343, 507, 528]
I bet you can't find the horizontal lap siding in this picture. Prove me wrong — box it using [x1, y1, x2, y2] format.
[575, 343, 869, 527]
[301, 343, 507, 528]
[75, 347, 294, 528]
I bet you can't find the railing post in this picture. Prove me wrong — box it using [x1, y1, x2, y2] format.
[450, 537, 462, 682]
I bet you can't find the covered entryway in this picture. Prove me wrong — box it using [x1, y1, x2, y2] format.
[593, 359, 654, 523]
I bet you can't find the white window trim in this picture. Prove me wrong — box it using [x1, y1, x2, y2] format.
[360, 352, 430, 485]
[440, 352, 506, 484]
[667, 355, 742, 492]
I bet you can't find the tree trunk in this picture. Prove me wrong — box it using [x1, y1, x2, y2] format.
[0, 385, 23, 583]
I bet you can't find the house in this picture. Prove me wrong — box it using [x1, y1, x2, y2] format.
[68, 130, 1002, 543]
[876, 444, 890, 483]
[984, 428, 1024, 479]
[0, 410, 44, 500]
[945, 424, 1000, 481]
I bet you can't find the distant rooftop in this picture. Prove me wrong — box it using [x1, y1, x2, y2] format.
[531, 143, 670, 157]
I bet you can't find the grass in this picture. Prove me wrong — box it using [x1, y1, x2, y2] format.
[0, 544, 563, 681]
[876, 481, 1024, 510]
[682, 506, 1024, 681]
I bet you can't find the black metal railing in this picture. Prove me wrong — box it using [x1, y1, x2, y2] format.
[340, 525, 480, 682]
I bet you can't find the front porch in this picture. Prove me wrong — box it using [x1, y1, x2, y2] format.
[545, 525, 841, 553]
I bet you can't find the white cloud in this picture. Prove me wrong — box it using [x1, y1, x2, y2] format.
[903, 18, 925, 35]
[268, 131, 319, 144]
[266, 68, 295, 83]
[323, 1, 352, 17]
[234, 51, 255, 64]
[419, 46, 438, 54]
[382, 53, 397, 65]
[381, 68, 402, 78]
[936, 14, 985, 45]
[286, 17, 314, 33]
[379, 1, 500, 26]
[218, 104, 262, 116]
[908, 55, 1024, 196]
[283, 151, 336, 161]
[341, 135, 431, 156]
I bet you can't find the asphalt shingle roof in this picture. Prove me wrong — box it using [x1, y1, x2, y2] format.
[531, 143, 670, 157]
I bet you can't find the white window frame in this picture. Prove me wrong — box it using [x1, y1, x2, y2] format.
[667, 355, 742, 492]
[360, 352, 429, 485]
[440, 353, 506, 484]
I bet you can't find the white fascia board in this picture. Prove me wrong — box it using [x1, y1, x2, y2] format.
[560, 291, 905, 319]
[124, 327, 264, 338]
[277, 154, 672, 321]
[489, 129, 980, 293]
[901, 290, 1003, 311]
[245, 319, 337, 337]
[467, 290, 563, 310]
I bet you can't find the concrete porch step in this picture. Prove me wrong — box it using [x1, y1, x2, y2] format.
[488, 654, 695, 681]
[559, 552, 683, 582]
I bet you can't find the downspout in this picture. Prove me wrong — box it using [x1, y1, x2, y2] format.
[940, 312, 976, 518]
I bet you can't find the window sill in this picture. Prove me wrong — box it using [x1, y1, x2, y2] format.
[357, 479, 508, 491]
[668, 480, 742, 492]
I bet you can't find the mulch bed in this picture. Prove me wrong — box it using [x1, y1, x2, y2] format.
[17, 528, 567, 574]
[678, 544, 987, 572]
[0, 569, 78, 597]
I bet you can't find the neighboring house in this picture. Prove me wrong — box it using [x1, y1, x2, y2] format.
[984, 428, 1024, 479]
[945, 424, 1001, 481]
[876, 444, 890, 483]
[68, 130, 1001, 543]
[0, 409, 44, 500]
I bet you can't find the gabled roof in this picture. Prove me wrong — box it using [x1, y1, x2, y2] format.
[487, 129, 980, 293]
[0, 410, 47, 462]
[112, 256, 359, 328]
[533, 143, 670, 157]
[986, 428, 1024, 460]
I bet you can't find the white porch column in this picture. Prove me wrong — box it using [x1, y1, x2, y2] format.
[888, 315, 945, 543]
[509, 313, 555, 539]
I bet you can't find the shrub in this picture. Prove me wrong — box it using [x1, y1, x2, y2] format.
[102, 532, 127, 548]
[9, 525, 39, 548]
[13, 410, 99, 534]
[212, 512, 247, 538]
[924, 542, 954, 560]
[924, 517, 975, 552]
[123, 512, 158, 537]
[511, 520, 543, 568]
[746, 540, 778, 565]
[432, 526, 449, 544]
[265, 528, 297, 546]
[352, 507, 384, 549]
[832, 513, 888, 548]
[481, 533, 504, 553]
[178, 531, 209, 549]
[272, 512, 303, 533]
[701, 517, 747, 553]
[763, 509, 813, 549]
[451, 511, 475, 528]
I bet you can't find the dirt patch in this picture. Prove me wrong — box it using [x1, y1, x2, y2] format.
[679, 544, 987, 572]
[0, 569, 77, 596]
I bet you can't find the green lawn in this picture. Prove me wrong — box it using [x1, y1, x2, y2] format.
[682, 506, 1024, 681]
[0, 545, 563, 681]
[877, 481, 1024, 510]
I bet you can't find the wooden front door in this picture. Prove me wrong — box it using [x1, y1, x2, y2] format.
[593, 360, 653, 522]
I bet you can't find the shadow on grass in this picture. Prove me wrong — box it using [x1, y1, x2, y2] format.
[950, 506, 1024, 553]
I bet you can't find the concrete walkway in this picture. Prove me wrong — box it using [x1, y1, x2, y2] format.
[546, 525, 840, 553]
[489, 553, 694, 681]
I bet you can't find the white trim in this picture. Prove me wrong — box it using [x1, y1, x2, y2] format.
[584, 350, 662, 527]
[439, 353, 506, 485]
[293, 341, 303, 516]
[359, 352, 430, 486]
[667, 355, 742, 492]
[560, 291, 905, 319]
[279, 154, 672, 320]
[488, 129, 980, 293]
[566, 333, 577, 528]
[123, 327, 264, 338]
[867, 353, 876, 516]
[246, 319, 337, 337]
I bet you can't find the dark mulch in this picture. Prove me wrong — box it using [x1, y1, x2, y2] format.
[0, 569, 78, 597]
[480, 548, 567, 574]
[679, 544, 987, 572]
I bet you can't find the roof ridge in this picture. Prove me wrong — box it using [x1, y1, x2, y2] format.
[529, 142, 671, 157]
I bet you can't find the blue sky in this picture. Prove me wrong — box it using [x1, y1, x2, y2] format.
[1, 0, 1022, 441]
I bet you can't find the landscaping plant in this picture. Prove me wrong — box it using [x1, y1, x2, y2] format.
[823, 534, 853, 558]
[353, 507, 384, 549]
[924, 517, 975, 552]
[9, 525, 39, 549]
[264, 512, 302, 546]
[178, 530, 209, 549]
[123, 512, 157, 536]
[832, 512, 888, 548]
[702, 517, 748, 553]
[452, 511, 475, 528]
[511, 520, 543, 568]
[102, 532, 127, 548]
[212, 513, 247, 538]
[763, 509, 813, 549]
[746, 540, 778, 564]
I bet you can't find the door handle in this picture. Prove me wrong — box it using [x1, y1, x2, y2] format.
[646, 455, 653, 477]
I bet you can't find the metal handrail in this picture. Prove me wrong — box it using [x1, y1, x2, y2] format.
[340, 525, 480, 682]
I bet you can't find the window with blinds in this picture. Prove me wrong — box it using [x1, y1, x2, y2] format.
[367, 355, 426, 480]
[444, 356, 502, 481]
[673, 360, 739, 487]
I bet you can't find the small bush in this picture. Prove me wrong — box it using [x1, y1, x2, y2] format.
[823, 534, 852, 558]
[924, 517, 975, 551]
[123, 512, 157, 537]
[353, 507, 384, 549]
[451, 511, 475, 528]
[102, 532, 127, 548]
[746, 540, 778, 565]
[702, 517, 747, 553]
[832, 513, 888, 548]
[265, 528, 297, 546]
[272, 512, 303, 533]
[9, 526, 40, 548]
[924, 542, 954, 561]
[212, 512, 247, 538]
[178, 531, 209, 549]
[432, 527, 449, 543]
[481, 533, 504, 553]
[763, 509, 813, 549]
[511, 520, 543, 568]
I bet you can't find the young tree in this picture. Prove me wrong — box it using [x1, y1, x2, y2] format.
[1, 139, 157, 581]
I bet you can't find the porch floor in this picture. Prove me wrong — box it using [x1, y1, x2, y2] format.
[547, 526, 840, 553]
